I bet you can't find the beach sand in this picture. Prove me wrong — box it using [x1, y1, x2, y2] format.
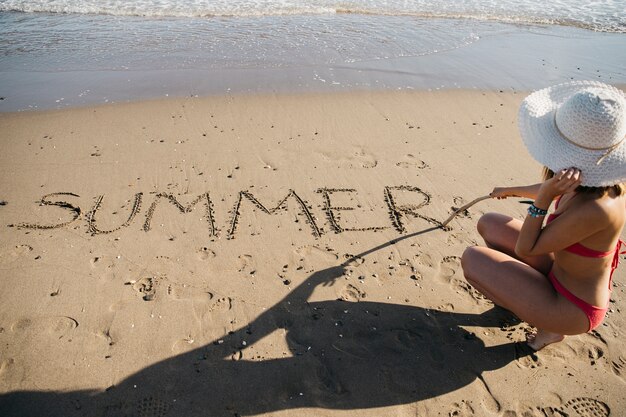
[0, 89, 624, 416]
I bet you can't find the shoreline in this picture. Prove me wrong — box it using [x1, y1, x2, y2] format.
[1, 20, 625, 113]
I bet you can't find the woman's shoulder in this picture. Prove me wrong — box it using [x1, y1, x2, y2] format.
[579, 192, 626, 227]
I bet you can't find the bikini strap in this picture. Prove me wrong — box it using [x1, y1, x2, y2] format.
[554, 195, 563, 210]
[609, 239, 626, 289]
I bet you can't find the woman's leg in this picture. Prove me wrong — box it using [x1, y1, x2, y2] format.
[477, 212, 553, 275]
[461, 246, 589, 350]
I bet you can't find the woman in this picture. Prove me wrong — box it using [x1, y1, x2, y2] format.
[461, 81, 626, 350]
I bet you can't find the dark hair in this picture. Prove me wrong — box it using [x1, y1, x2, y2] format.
[542, 167, 625, 197]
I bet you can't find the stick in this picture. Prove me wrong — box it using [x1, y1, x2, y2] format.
[441, 195, 492, 227]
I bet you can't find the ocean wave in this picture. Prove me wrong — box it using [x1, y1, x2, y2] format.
[334, 9, 625, 34]
[0, 0, 624, 33]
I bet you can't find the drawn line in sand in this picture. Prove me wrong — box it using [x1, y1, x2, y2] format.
[87, 193, 143, 235]
[15, 192, 81, 230]
[143, 192, 217, 236]
[13, 185, 492, 238]
[384, 185, 443, 233]
[441, 195, 491, 228]
[317, 188, 387, 233]
[228, 190, 320, 239]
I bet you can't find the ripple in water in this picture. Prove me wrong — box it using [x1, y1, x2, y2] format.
[0, 13, 498, 72]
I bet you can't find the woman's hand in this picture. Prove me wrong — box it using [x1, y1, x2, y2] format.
[536, 167, 582, 206]
[490, 187, 519, 199]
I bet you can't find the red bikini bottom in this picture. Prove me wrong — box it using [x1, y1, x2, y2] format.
[548, 271, 608, 332]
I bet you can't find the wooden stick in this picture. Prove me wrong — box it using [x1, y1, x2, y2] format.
[441, 195, 492, 227]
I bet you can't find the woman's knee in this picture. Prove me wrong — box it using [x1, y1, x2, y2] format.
[476, 212, 506, 237]
[461, 246, 483, 282]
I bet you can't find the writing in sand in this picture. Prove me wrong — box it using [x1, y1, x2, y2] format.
[11, 185, 452, 239]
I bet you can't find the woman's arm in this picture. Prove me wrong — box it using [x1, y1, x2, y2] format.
[490, 183, 543, 200]
[515, 168, 607, 257]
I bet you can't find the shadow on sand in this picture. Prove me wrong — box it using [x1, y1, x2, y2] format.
[1, 227, 532, 417]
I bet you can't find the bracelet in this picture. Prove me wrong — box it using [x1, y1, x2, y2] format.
[527, 203, 548, 218]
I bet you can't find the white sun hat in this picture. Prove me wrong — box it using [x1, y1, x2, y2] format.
[518, 80, 626, 187]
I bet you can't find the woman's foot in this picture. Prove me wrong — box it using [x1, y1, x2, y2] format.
[526, 329, 565, 351]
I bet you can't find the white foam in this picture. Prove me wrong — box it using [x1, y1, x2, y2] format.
[0, 0, 624, 32]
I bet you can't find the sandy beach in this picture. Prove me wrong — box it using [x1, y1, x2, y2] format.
[1, 88, 625, 416]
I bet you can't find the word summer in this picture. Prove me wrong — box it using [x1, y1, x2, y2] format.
[14, 186, 446, 238]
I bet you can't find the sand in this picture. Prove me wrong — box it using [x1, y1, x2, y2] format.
[0, 89, 624, 416]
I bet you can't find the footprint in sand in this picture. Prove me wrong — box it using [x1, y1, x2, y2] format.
[542, 397, 610, 417]
[318, 148, 378, 169]
[437, 255, 459, 281]
[0, 357, 25, 386]
[611, 355, 626, 377]
[342, 253, 365, 266]
[197, 247, 216, 261]
[0, 358, 16, 377]
[295, 245, 339, 270]
[338, 284, 365, 302]
[448, 400, 475, 417]
[238, 254, 256, 274]
[395, 154, 429, 169]
[515, 350, 542, 369]
[11, 316, 78, 335]
[416, 252, 436, 269]
[258, 155, 278, 171]
[135, 396, 171, 417]
[0, 244, 34, 263]
[451, 196, 473, 219]
[393, 329, 423, 351]
[555, 337, 609, 369]
[315, 363, 347, 395]
[587, 345, 605, 366]
[296, 245, 339, 260]
[408, 253, 436, 284]
[132, 277, 159, 301]
[379, 367, 416, 396]
[437, 256, 490, 305]
[97, 328, 115, 347]
[208, 296, 232, 312]
[172, 335, 196, 354]
[167, 283, 213, 302]
[396, 258, 415, 275]
[352, 149, 378, 168]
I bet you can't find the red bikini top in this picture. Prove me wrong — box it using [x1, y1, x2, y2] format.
[546, 196, 626, 261]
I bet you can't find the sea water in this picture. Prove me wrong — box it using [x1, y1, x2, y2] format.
[0, 0, 625, 111]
